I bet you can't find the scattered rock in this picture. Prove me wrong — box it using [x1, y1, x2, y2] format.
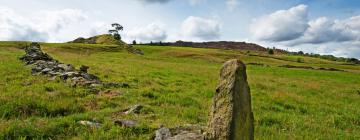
[114, 120, 138, 127]
[124, 104, 143, 115]
[207, 59, 254, 140]
[78, 120, 101, 128]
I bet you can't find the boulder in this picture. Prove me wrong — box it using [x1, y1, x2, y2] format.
[206, 59, 254, 140]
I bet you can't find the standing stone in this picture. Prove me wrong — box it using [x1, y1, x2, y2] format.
[207, 59, 254, 140]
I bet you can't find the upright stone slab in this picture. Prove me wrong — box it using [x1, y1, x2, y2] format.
[207, 59, 254, 140]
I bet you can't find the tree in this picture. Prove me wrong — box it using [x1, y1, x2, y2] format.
[268, 49, 274, 55]
[132, 40, 137, 45]
[298, 51, 304, 55]
[108, 23, 123, 40]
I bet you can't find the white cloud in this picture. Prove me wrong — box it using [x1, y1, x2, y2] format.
[0, 7, 48, 41]
[250, 4, 309, 42]
[0, 7, 87, 42]
[182, 16, 221, 40]
[291, 16, 360, 45]
[126, 23, 167, 42]
[36, 9, 87, 33]
[88, 22, 108, 36]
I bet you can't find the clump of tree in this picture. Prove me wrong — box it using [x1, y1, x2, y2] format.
[288, 51, 360, 64]
[108, 23, 123, 40]
[268, 49, 274, 55]
[132, 40, 137, 45]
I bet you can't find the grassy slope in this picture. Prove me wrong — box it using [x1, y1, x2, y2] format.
[0, 42, 359, 139]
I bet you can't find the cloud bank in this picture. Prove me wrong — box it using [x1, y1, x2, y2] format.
[182, 16, 221, 40]
[0, 7, 87, 42]
[250, 4, 309, 42]
[126, 23, 167, 42]
[250, 4, 360, 58]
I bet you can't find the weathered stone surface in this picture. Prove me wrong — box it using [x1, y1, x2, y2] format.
[155, 127, 171, 140]
[206, 59, 254, 140]
[114, 120, 138, 127]
[153, 125, 204, 140]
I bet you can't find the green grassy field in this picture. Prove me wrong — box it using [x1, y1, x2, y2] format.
[0, 41, 359, 139]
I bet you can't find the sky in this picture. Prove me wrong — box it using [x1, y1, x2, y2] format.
[0, 0, 360, 58]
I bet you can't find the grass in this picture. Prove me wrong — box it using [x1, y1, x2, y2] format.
[0, 42, 359, 139]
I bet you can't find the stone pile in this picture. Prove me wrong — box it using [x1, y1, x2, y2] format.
[20, 42, 101, 87]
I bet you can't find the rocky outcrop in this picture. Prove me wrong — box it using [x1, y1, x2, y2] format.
[20, 42, 102, 87]
[206, 59, 254, 140]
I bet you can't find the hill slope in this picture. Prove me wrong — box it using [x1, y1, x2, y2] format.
[0, 42, 359, 139]
[70, 34, 126, 45]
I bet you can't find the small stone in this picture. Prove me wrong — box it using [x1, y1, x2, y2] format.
[81, 73, 99, 81]
[114, 120, 137, 127]
[78, 120, 101, 128]
[124, 104, 143, 115]
[41, 68, 52, 74]
[57, 64, 75, 72]
[64, 72, 79, 78]
[80, 65, 89, 73]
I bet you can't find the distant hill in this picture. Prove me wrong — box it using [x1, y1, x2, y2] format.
[144, 41, 268, 52]
[69, 34, 126, 45]
[143, 41, 359, 64]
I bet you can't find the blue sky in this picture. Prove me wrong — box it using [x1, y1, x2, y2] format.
[0, 0, 359, 58]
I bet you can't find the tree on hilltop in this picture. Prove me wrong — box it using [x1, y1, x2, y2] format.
[108, 23, 123, 40]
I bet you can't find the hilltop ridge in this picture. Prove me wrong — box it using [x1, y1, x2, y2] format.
[69, 34, 126, 45]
